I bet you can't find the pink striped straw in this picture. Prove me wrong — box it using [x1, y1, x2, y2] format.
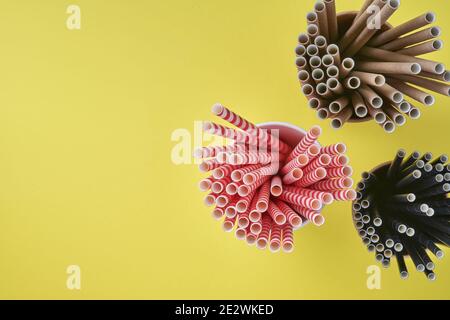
[328, 154, 349, 167]
[211, 103, 291, 154]
[243, 163, 279, 185]
[194, 144, 246, 158]
[248, 194, 262, 223]
[236, 189, 257, 213]
[268, 201, 287, 225]
[311, 177, 354, 191]
[321, 143, 347, 155]
[213, 164, 237, 179]
[211, 207, 224, 220]
[235, 227, 247, 240]
[284, 185, 334, 205]
[211, 176, 232, 194]
[255, 181, 270, 212]
[326, 165, 353, 178]
[199, 176, 214, 191]
[231, 163, 264, 182]
[282, 168, 304, 185]
[282, 224, 294, 252]
[225, 198, 239, 218]
[228, 151, 273, 165]
[216, 193, 232, 208]
[291, 204, 325, 226]
[238, 175, 270, 197]
[203, 122, 258, 145]
[330, 189, 357, 201]
[250, 221, 263, 235]
[270, 176, 283, 196]
[225, 182, 238, 195]
[204, 193, 217, 207]
[279, 190, 322, 211]
[245, 229, 258, 245]
[305, 144, 321, 159]
[256, 215, 272, 249]
[269, 224, 282, 252]
[286, 126, 322, 162]
[303, 153, 331, 173]
[199, 159, 223, 172]
[274, 200, 303, 228]
[280, 154, 309, 175]
[223, 215, 237, 232]
[294, 167, 327, 187]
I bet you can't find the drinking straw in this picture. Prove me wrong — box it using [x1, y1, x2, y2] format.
[352, 149, 449, 280]
[199, 104, 355, 252]
[295, 0, 448, 131]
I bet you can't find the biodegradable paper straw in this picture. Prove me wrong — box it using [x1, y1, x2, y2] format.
[389, 74, 450, 97]
[315, 0, 330, 42]
[324, 0, 338, 43]
[379, 26, 441, 51]
[396, 40, 443, 56]
[369, 12, 436, 47]
[351, 71, 385, 86]
[387, 78, 435, 106]
[356, 62, 421, 75]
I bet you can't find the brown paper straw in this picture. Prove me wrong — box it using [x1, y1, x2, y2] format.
[389, 74, 450, 97]
[329, 96, 350, 113]
[359, 46, 445, 74]
[369, 12, 436, 47]
[355, 0, 376, 20]
[379, 26, 441, 51]
[331, 106, 353, 129]
[340, 58, 355, 78]
[372, 83, 404, 103]
[314, 36, 328, 54]
[327, 65, 340, 78]
[295, 56, 308, 70]
[396, 40, 443, 56]
[345, 76, 361, 89]
[382, 120, 396, 133]
[418, 71, 450, 82]
[327, 78, 345, 95]
[343, 0, 400, 57]
[308, 97, 328, 109]
[358, 84, 383, 108]
[317, 107, 331, 119]
[316, 82, 334, 98]
[298, 70, 311, 83]
[324, 0, 338, 43]
[309, 56, 322, 69]
[351, 71, 385, 86]
[384, 104, 406, 126]
[394, 100, 411, 113]
[356, 61, 421, 75]
[322, 54, 334, 68]
[295, 45, 307, 56]
[352, 92, 369, 117]
[315, 1, 330, 42]
[327, 44, 341, 65]
[339, 0, 387, 51]
[373, 110, 387, 124]
[312, 69, 325, 83]
[387, 78, 435, 106]
[307, 11, 319, 25]
[307, 44, 319, 57]
[408, 105, 421, 119]
[302, 84, 315, 98]
[307, 24, 320, 40]
[298, 33, 311, 46]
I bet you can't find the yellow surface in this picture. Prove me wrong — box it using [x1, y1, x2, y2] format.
[0, 0, 449, 299]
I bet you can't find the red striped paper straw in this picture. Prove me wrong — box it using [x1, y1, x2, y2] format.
[286, 126, 322, 162]
[268, 201, 287, 225]
[282, 224, 294, 252]
[270, 176, 283, 196]
[282, 168, 304, 185]
[279, 190, 322, 211]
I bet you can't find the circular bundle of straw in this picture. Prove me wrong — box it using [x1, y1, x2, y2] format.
[197, 104, 356, 252]
[297, 0, 450, 132]
[353, 149, 449, 280]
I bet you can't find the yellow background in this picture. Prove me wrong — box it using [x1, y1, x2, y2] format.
[0, 0, 449, 299]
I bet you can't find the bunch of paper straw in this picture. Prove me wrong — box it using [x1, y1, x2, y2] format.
[297, 0, 449, 132]
[197, 104, 355, 252]
[353, 149, 449, 280]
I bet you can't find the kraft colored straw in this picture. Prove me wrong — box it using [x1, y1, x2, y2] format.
[353, 150, 449, 280]
[197, 104, 355, 253]
[296, 0, 449, 133]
